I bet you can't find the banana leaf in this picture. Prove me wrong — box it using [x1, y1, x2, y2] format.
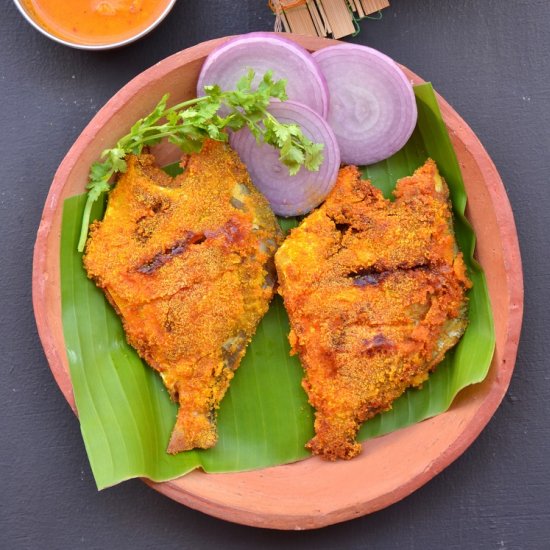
[60, 83, 495, 489]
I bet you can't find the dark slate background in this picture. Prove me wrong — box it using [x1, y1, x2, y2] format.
[1, 0, 549, 548]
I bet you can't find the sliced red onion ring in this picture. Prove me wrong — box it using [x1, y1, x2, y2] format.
[230, 100, 340, 217]
[198, 32, 329, 118]
[313, 44, 417, 165]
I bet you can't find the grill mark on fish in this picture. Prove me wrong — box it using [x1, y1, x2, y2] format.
[350, 264, 428, 287]
[137, 218, 250, 275]
[136, 231, 206, 274]
[352, 270, 390, 287]
[204, 218, 247, 245]
[334, 222, 352, 234]
[362, 333, 395, 355]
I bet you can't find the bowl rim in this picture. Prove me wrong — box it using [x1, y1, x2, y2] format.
[12, 0, 177, 51]
[32, 34, 524, 530]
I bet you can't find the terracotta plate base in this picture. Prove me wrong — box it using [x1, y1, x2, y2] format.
[32, 35, 523, 530]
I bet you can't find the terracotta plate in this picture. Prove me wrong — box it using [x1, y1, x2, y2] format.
[32, 35, 523, 530]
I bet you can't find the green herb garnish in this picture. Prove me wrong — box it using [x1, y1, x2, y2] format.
[77, 70, 324, 252]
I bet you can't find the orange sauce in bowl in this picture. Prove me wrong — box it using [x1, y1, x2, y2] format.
[21, 0, 173, 46]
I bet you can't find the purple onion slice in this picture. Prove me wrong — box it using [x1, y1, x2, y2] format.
[230, 100, 340, 217]
[198, 32, 329, 118]
[313, 44, 417, 165]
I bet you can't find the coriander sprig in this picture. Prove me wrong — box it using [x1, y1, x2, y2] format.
[77, 70, 324, 252]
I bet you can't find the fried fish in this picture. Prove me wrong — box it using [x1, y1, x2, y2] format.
[84, 140, 282, 453]
[275, 159, 471, 460]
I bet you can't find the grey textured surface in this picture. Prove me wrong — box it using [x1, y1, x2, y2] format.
[1, 0, 549, 548]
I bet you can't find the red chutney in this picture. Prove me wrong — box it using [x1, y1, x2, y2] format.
[22, 0, 172, 45]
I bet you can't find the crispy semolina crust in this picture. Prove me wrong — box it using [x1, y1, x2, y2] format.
[84, 140, 282, 453]
[275, 159, 472, 460]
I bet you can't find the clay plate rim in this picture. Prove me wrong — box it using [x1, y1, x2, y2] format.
[32, 35, 523, 530]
